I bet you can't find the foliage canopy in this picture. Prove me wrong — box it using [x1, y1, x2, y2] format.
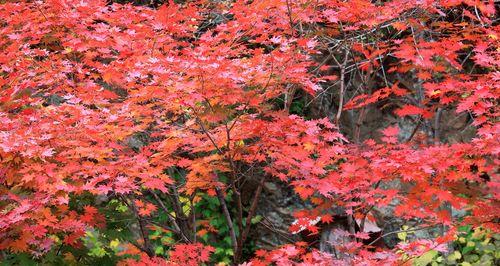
[0, 0, 498, 265]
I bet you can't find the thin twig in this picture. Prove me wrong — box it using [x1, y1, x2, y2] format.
[367, 224, 439, 246]
[215, 188, 238, 256]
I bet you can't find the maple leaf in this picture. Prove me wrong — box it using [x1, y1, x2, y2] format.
[41, 148, 55, 158]
[320, 214, 333, 224]
[381, 125, 399, 144]
[101, 90, 119, 100]
[137, 202, 157, 216]
[294, 186, 315, 199]
[169, 243, 215, 265]
[80, 206, 98, 224]
[10, 237, 29, 253]
[141, 176, 171, 193]
[394, 105, 425, 117]
[353, 232, 370, 240]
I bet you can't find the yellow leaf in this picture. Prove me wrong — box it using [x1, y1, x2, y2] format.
[110, 239, 120, 249]
[397, 231, 407, 241]
[303, 142, 315, 151]
[430, 90, 441, 96]
[235, 140, 245, 147]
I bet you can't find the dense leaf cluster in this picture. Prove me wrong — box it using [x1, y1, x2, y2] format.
[0, 0, 498, 265]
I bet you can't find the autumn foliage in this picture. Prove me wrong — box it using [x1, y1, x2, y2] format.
[0, 0, 498, 265]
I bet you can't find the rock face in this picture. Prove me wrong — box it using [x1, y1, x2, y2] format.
[320, 223, 351, 258]
[247, 181, 307, 249]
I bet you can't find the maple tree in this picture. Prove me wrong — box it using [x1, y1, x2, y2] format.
[0, 0, 498, 265]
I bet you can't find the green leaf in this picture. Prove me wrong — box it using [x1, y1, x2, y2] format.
[251, 215, 262, 224]
[414, 250, 438, 266]
[89, 246, 107, 258]
[155, 246, 164, 255]
[116, 202, 128, 212]
[397, 231, 407, 241]
[215, 247, 225, 255]
[447, 251, 462, 262]
[462, 245, 474, 255]
[458, 225, 471, 233]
